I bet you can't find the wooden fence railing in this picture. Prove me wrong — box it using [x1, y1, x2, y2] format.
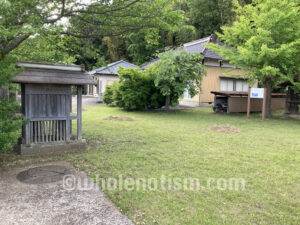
[30, 120, 67, 143]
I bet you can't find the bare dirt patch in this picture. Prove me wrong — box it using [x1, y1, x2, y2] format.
[103, 116, 134, 121]
[206, 125, 241, 133]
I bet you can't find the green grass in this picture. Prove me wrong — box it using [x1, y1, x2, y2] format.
[72, 106, 300, 225]
[2, 106, 300, 224]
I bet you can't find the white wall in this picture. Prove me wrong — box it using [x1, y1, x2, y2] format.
[87, 75, 120, 96]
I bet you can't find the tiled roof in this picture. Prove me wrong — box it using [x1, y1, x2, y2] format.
[140, 58, 161, 69]
[183, 35, 223, 60]
[89, 60, 139, 75]
[141, 34, 226, 69]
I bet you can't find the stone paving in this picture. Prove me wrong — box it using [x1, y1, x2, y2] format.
[0, 161, 133, 225]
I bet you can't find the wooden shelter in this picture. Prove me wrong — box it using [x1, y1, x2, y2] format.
[12, 61, 96, 155]
[211, 91, 286, 113]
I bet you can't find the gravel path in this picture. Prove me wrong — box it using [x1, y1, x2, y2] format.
[72, 96, 103, 108]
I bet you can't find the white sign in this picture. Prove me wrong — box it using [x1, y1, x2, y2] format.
[250, 88, 264, 99]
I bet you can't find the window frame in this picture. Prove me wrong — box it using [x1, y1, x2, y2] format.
[219, 77, 248, 92]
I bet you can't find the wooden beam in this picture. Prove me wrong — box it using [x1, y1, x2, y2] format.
[16, 61, 82, 72]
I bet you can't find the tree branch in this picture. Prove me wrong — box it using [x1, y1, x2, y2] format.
[60, 28, 143, 38]
[1, 35, 30, 55]
[70, 0, 142, 15]
[45, 0, 142, 24]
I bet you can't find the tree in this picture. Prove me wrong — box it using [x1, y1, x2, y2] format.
[68, 0, 187, 65]
[154, 49, 206, 109]
[0, 0, 185, 150]
[178, 0, 252, 39]
[207, 0, 300, 117]
[128, 28, 163, 65]
[13, 34, 75, 64]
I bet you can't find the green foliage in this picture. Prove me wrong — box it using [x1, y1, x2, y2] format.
[103, 67, 166, 110]
[0, 55, 21, 87]
[187, 0, 235, 38]
[109, 68, 165, 110]
[0, 54, 23, 152]
[69, 0, 188, 65]
[173, 0, 252, 40]
[103, 83, 118, 105]
[207, 0, 300, 90]
[13, 34, 76, 64]
[104, 50, 206, 110]
[155, 49, 206, 106]
[128, 29, 163, 65]
[0, 100, 23, 152]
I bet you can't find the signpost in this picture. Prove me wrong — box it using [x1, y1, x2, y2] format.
[247, 87, 266, 120]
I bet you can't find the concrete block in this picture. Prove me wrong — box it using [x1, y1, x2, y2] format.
[15, 140, 87, 156]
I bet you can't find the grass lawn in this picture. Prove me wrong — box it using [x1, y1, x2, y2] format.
[2, 105, 300, 224]
[70, 106, 299, 225]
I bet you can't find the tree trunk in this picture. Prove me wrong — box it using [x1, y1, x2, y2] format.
[285, 87, 299, 114]
[165, 95, 170, 111]
[263, 80, 272, 118]
[0, 86, 9, 100]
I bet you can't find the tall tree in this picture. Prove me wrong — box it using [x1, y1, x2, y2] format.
[0, 0, 185, 151]
[207, 0, 300, 118]
[68, 0, 187, 65]
[178, 0, 251, 39]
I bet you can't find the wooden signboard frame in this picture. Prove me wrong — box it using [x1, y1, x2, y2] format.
[247, 87, 267, 120]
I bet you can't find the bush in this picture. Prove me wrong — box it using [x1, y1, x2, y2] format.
[103, 65, 193, 110]
[115, 68, 159, 110]
[0, 100, 23, 152]
[103, 83, 117, 105]
[103, 68, 166, 110]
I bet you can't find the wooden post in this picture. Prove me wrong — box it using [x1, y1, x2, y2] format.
[98, 79, 102, 102]
[227, 97, 230, 114]
[262, 87, 267, 120]
[65, 94, 71, 142]
[70, 89, 72, 133]
[247, 87, 251, 119]
[25, 93, 31, 145]
[77, 85, 82, 140]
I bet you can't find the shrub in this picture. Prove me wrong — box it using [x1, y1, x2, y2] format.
[103, 83, 117, 105]
[115, 68, 156, 110]
[103, 57, 203, 111]
[0, 100, 23, 152]
[103, 67, 166, 110]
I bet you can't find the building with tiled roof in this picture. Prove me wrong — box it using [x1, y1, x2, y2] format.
[141, 34, 254, 106]
[87, 60, 138, 101]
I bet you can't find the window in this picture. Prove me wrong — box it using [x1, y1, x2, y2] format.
[220, 79, 234, 91]
[183, 89, 192, 99]
[236, 80, 249, 92]
[220, 78, 248, 92]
